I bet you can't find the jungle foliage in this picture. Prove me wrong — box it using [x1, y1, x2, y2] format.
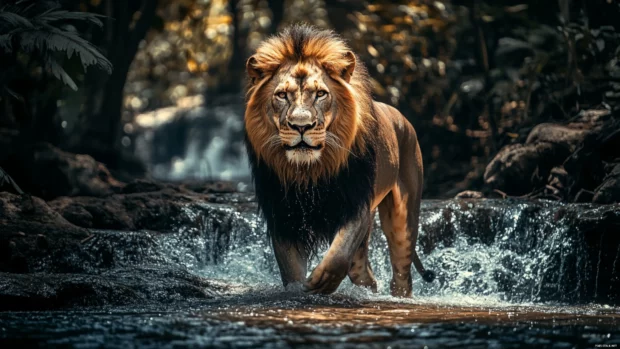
[1, 0, 619, 200]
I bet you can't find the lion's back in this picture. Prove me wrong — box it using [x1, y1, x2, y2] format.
[372, 101, 418, 153]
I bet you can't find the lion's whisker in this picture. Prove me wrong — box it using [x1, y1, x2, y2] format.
[326, 132, 356, 158]
[262, 135, 282, 150]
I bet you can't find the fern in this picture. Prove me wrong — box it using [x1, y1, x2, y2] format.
[45, 53, 78, 91]
[19, 28, 113, 73]
[0, 1, 112, 91]
[35, 10, 105, 27]
[0, 11, 34, 28]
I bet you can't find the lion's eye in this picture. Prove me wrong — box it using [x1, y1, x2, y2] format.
[316, 90, 327, 98]
[276, 92, 287, 99]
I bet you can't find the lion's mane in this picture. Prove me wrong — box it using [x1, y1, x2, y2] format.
[244, 25, 378, 253]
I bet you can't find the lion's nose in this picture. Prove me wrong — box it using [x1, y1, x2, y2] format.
[287, 121, 316, 134]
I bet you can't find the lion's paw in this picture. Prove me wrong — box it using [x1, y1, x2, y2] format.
[304, 266, 347, 294]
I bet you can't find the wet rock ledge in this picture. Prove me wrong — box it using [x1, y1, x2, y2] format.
[0, 181, 254, 311]
[1, 181, 619, 310]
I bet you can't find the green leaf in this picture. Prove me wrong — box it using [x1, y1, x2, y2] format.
[44, 54, 78, 90]
[18, 28, 112, 74]
[35, 10, 105, 27]
[0, 11, 34, 30]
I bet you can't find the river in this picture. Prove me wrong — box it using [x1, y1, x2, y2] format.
[1, 198, 619, 348]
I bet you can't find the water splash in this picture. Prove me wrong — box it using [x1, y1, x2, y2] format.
[164, 199, 619, 306]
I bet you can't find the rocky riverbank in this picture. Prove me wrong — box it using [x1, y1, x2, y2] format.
[1, 181, 619, 311]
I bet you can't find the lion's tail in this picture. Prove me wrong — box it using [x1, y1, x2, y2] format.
[412, 250, 435, 282]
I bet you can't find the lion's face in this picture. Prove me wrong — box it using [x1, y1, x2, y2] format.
[244, 25, 373, 185]
[270, 63, 334, 165]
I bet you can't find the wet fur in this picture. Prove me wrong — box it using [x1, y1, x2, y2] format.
[244, 25, 433, 296]
[247, 133, 376, 255]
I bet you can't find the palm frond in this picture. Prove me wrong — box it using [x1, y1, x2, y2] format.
[1, 0, 113, 91]
[34, 10, 105, 27]
[0, 11, 34, 30]
[19, 28, 112, 73]
[44, 54, 78, 90]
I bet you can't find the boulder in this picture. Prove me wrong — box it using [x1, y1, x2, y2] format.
[3, 143, 124, 200]
[0, 266, 243, 311]
[483, 142, 562, 195]
[594, 163, 620, 204]
[484, 113, 620, 203]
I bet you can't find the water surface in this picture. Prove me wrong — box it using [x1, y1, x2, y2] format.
[2, 199, 619, 348]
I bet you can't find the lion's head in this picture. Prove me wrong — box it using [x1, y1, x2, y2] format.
[244, 24, 374, 186]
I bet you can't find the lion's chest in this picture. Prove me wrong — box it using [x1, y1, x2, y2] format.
[248, 144, 376, 250]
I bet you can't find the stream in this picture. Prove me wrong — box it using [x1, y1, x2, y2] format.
[1, 198, 619, 348]
[2, 101, 619, 348]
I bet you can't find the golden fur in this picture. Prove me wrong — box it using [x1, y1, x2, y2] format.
[244, 25, 374, 186]
[244, 25, 433, 297]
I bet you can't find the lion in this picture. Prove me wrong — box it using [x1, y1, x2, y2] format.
[244, 24, 434, 297]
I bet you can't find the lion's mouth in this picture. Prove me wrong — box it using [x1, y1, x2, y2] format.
[284, 141, 323, 151]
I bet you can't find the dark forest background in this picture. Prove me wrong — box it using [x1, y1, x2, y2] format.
[1, 0, 619, 203]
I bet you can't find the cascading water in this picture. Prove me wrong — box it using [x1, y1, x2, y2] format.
[132, 95, 251, 183]
[128, 97, 618, 307]
[162, 198, 618, 307]
[4, 100, 618, 347]
[1, 196, 618, 348]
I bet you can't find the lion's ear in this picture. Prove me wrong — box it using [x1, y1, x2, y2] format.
[246, 55, 262, 84]
[342, 51, 356, 83]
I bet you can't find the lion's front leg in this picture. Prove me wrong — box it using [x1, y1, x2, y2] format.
[305, 211, 372, 294]
[272, 238, 308, 289]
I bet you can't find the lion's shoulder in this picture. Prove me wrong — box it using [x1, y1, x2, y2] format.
[372, 101, 417, 143]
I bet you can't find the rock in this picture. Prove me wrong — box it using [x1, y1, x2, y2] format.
[1, 184, 619, 309]
[2, 186, 258, 274]
[3, 143, 125, 200]
[48, 181, 256, 232]
[0, 266, 243, 311]
[0, 192, 87, 237]
[571, 109, 612, 125]
[50, 188, 209, 231]
[121, 179, 170, 194]
[525, 123, 589, 150]
[455, 190, 484, 199]
[0, 192, 88, 274]
[593, 163, 620, 204]
[0, 186, 257, 310]
[485, 116, 620, 203]
[484, 142, 563, 195]
[183, 181, 241, 194]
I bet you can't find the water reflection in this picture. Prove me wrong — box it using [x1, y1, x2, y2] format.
[1, 299, 618, 348]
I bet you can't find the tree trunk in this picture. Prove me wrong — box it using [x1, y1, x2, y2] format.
[269, 0, 285, 34]
[217, 0, 246, 94]
[325, 0, 364, 33]
[70, 0, 158, 167]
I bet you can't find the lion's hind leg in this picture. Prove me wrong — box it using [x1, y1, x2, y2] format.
[347, 219, 378, 292]
[378, 186, 415, 297]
